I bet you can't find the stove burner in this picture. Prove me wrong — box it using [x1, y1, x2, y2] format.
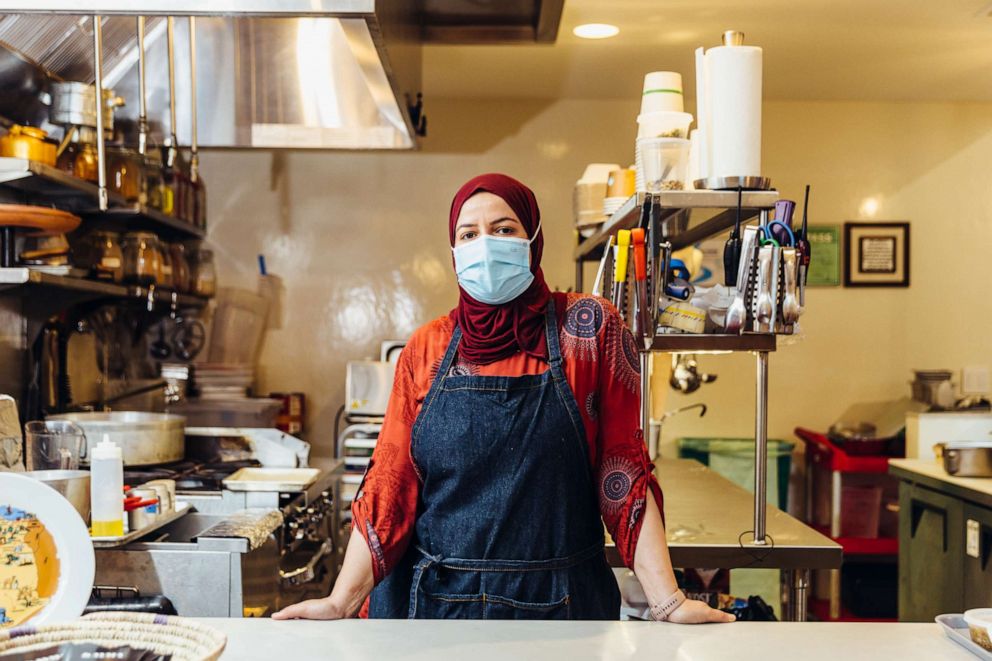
[127, 458, 263, 493]
[174, 476, 224, 492]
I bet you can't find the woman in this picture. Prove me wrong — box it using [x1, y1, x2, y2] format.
[274, 174, 733, 623]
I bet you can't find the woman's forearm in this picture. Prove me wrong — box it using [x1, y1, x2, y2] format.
[329, 528, 376, 616]
[632, 490, 680, 605]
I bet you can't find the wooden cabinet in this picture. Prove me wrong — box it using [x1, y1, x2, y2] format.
[963, 503, 992, 611]
[898, 483, 964, 621]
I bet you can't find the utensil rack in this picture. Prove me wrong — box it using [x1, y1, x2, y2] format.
[574, 190, 788, 553]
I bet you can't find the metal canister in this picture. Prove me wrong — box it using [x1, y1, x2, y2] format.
[144, 479, 175, 514]
[126, 487, 161, 531]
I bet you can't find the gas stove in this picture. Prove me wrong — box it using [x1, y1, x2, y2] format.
[124, 459, 262, 495]
[94, 457, 344, 616]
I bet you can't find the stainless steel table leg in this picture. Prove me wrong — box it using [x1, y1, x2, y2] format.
[640, 353, 652, 457]
[789, 568, 810, 622]
[753, 350, 769, 544]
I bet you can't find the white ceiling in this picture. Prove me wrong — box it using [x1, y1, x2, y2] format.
[422, 0, 992, 102]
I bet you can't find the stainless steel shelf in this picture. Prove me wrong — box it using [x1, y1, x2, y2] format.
[605, 459, 842, 570]
[82, 205, 206, 240]
[0, 158, 205, 239]
[649, 333, 777, 353]
[0, 267, 208, 307]
[574, 190, 780, 262]
[0, 157, 126, 209]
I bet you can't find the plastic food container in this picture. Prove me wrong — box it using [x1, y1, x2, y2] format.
[637, 110, 693, 139]
[637, 137, 690, 192]
[964, 609, 992, 651]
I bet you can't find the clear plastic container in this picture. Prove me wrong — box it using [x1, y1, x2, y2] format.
[637, 137, 691, 192]
[90, 435, 124, 537]
[636, 110, 693, 139]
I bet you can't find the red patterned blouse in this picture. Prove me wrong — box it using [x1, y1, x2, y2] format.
[352, 291, 663, 585]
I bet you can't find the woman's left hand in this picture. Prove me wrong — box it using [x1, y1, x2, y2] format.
[665, 599, 736, 624]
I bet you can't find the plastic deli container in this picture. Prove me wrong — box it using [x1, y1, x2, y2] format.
[637, 137, 691, 193]
[637, 110, 693, 139]
[964, 609, 992, 651]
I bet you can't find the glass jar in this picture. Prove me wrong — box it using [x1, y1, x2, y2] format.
[144, 151, 164, 210]
[159, 246, 174, 289]
[80, 231, 124, 282]
[169, 242, 191, 294]
[106, 146, 145, 203]
[122, 232, 163, 286]
[191, 248, 216, 297]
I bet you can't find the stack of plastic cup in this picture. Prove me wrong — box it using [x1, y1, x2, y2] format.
[636, 72, 694, 191]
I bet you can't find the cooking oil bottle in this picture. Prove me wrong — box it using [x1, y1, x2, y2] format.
[90, 435, 124, 537]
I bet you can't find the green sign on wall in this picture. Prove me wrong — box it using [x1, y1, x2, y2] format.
[806, 225, 841, 287]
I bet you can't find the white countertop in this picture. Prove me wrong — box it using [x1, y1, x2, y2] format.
[197, 619, 972, 661]
[890, 458, 992, 498]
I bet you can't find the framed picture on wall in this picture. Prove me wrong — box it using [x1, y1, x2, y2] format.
[843, 222, 910, 287]
[806, 225, 841, 286]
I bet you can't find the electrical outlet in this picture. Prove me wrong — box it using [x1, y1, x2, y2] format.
[963, 366, 990, 395]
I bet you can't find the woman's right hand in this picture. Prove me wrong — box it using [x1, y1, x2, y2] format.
[271, 597, 348, 621]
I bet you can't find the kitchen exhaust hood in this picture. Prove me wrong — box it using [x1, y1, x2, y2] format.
[0, 1, 423, 149]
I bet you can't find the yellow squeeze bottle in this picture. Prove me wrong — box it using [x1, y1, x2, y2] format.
[90, 434, 124, 537]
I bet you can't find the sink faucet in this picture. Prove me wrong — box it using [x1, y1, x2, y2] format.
[658, 402, 707, 424]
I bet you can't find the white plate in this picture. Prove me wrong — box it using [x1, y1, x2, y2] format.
[1, 472, 94, 629]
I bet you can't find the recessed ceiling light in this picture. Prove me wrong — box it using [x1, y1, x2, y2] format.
[573, 23, 619, 40]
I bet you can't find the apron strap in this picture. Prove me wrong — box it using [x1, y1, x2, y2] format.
[543, 297, 562, 368]
[412, 324, 462, 440]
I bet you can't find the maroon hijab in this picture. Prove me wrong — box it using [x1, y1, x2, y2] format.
[448, 173, 552, 364]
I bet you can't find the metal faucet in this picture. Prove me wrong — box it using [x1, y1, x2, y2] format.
[657, 402, 707, 424]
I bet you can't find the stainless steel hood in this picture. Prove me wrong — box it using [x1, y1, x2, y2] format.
[0, 1, 423, 149]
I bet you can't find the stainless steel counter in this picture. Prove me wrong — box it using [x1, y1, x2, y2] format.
[607, 459, 841, 570]
[199, 619, 972, 661]
[607, 459, 841, 622]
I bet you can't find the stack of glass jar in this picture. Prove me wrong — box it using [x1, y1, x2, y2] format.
[76, 231, 213, 296]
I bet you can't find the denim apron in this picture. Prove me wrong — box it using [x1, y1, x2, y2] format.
[368, 298, 621, 620]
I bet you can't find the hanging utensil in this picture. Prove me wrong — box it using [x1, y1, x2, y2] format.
[725, 226, 759, 333]
[723, 186, 743, 286]
[612, 230, 631, 313]
[92, 16, 108, 211]
[188, 16, 199, 184]
[631, 228, 650, 344]
[796, 184, 812, 306]
[136, 16, 149, 156]
[165, 16, 178, 168]
[591, 235, 614, 298]
[150, 321, 171, 360]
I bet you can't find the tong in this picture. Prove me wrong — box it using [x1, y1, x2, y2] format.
[781, 247, 800, 325]
[724, 226, 759, 333]
[591, 235, 614, 298]
[754, 244, 780, 332]
[631, 228, 651, 345]
[613, 230, 631, 315]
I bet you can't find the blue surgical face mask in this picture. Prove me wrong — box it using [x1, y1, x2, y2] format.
[452, 224, 541, 305]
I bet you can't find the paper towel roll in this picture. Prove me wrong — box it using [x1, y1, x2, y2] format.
[704, 44, 762, 179]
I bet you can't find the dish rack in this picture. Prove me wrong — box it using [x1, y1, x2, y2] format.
[574, 189, 816, 619]
[336, 421, 382, 536]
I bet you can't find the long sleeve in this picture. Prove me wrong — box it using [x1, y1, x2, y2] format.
[351, 342, 422, 585]
[592, 300, 664, 568]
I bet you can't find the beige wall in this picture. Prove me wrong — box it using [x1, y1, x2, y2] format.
[200, 98, 992, 456]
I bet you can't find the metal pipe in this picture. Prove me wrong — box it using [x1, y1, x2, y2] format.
[136, 16, 148, 156]
[753, 350, 769, 544]
[189, 16, 199, 183]
[165, 16, 178, 168]
[92, 15, 108, 211]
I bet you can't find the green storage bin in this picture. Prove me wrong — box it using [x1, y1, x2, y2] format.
[677, 437, 795, 511]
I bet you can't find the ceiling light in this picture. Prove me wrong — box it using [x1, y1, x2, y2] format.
[573, 23, 619, 39]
